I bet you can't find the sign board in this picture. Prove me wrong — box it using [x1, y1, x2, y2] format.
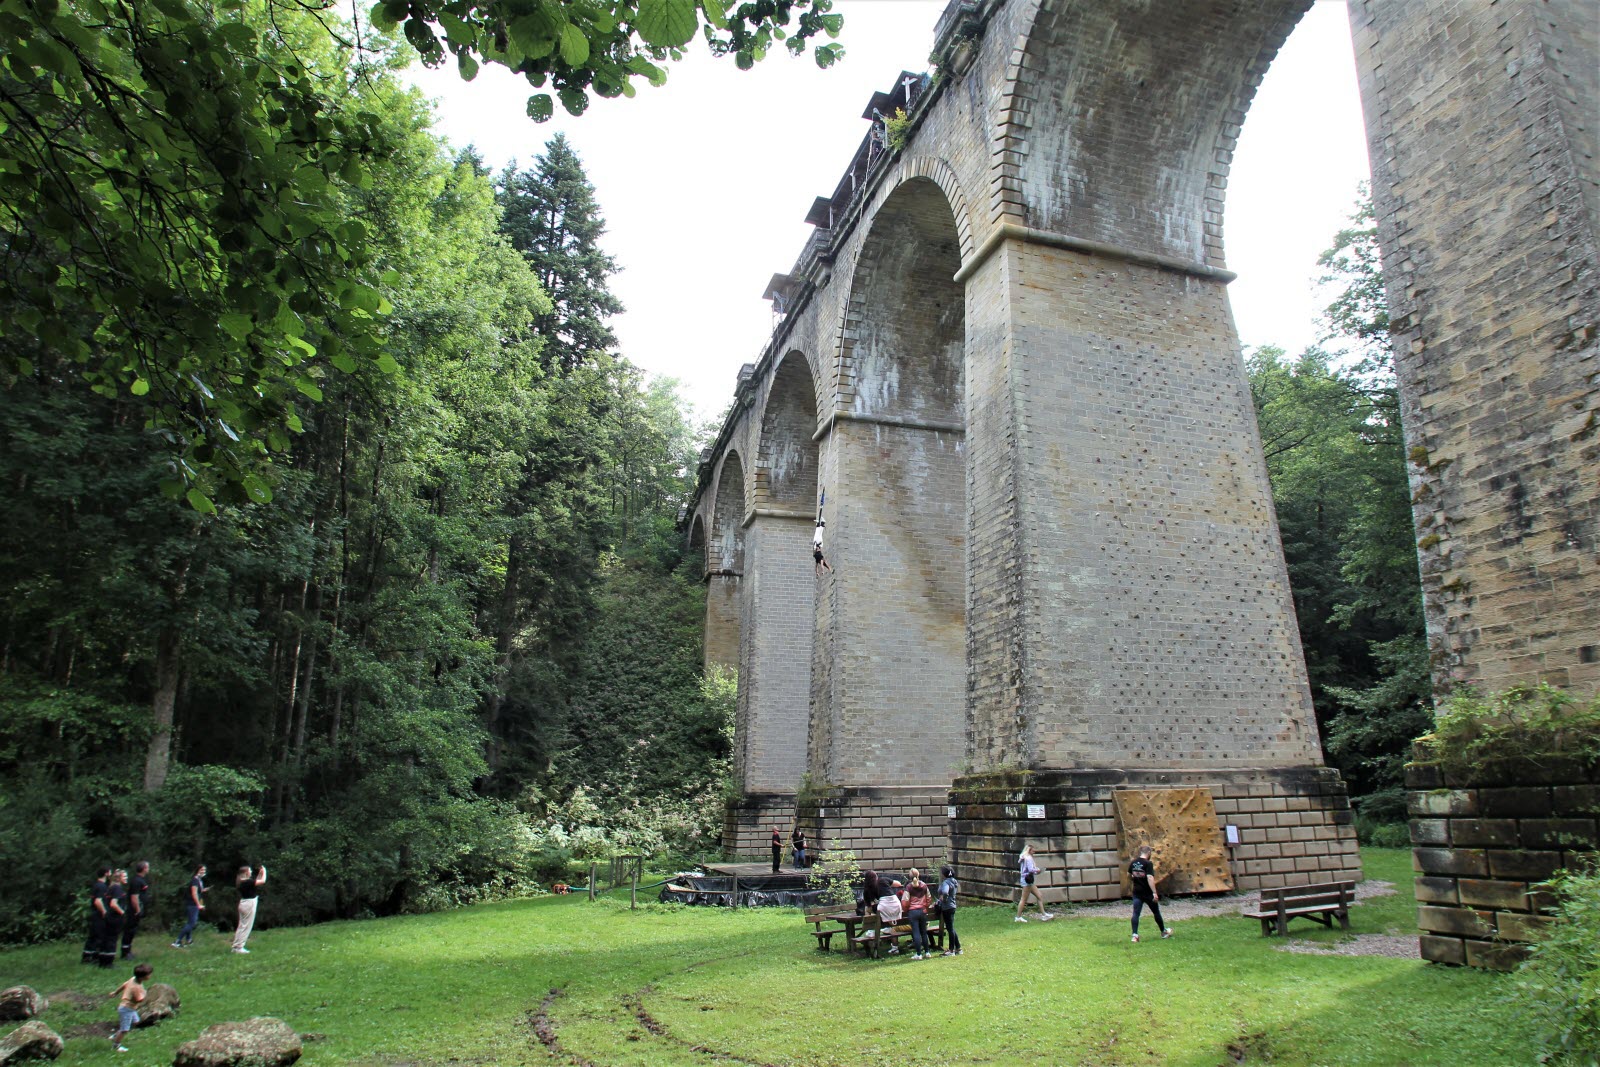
[1026, 804, 1045, 820]
[1225, 824, 1241, 846]
[946, 805, 957, 820]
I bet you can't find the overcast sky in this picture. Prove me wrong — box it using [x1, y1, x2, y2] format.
[404, 0, 1371, 421]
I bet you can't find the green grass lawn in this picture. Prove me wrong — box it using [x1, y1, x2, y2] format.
[0, 849, 1534, 1066]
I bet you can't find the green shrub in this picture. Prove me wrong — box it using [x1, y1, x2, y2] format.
[808, 840, 861, 908]
[1510, 864, 1600, 1065]
[1415, 683, 1600, 778]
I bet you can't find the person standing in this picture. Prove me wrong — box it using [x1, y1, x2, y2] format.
[82, 868, 111, 965]
[769, 827, 782, 874]
[172, 864, 206, 948]
[1014, 844, 1053, 923]
[902, 869, 934, 960]
[790, 827, 807, 870]
[936, 864, 962, 956]
[103, 870, 129, 968]
[121, 861, 151, 959]
[232, 863, 266, 954]
[1128, 844, 1172, 943]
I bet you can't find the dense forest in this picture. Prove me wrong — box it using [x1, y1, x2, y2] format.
[0, 0, 744, 942]
[1, 2, 1429, 945]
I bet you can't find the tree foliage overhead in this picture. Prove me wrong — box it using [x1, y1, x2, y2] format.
[370, 0, 845, 120]
[0, 4, 723, 943]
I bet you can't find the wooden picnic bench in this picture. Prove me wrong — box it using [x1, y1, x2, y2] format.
[849, 915, 945, 958]
[1242, 880, 1356, 936]
[805, 907, 851, 951]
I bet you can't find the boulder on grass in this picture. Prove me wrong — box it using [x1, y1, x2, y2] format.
[173, 1017, 301, 1067]
[0, 988, 45, 1022]
[135, 983, 180, 1027]
[0, 1020, 63, 1064]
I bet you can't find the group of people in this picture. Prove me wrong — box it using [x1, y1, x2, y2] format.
[856, 865, 962, 960]
[1015, 842, 1173, 942]
[81, 861, 269, 967]
[770, 825, 810, 872]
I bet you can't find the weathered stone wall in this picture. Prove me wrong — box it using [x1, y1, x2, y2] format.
[703, 573, 741, 672]
[722, 794, 797, 860]
[951, 769, 1359, 905]
[738, 514, 813, 794]
[797, 787, 952, 875]
[1351, 0, 1600, 696]
[1407, 755, 1599, 971]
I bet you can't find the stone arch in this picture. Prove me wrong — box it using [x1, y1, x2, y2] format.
[710, 450, 747, 574]
[998, 0, 1310, 268]
[892, 155, 977, 267]
[813, 173, 967, 788]
[834, 176, 966, 423]
[754, 351, 821, 511]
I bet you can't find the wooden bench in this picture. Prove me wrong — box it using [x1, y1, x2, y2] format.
[850, 916, 945, 958]
[1242, 880, 1356, 937]
[805, 907, 850, 951]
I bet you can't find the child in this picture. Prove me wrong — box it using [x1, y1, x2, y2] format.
[109, 962, 151, 1052]
[1129, 844, 1172, 943]
[1014, 844, 1054, 922]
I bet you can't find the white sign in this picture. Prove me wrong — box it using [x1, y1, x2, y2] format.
[1027, 804, 1046, 820]
[1225, 824, 1241, 846]
[946, 806, 957, 819]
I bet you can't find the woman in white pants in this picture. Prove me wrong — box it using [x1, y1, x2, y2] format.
[232, 864, 267, 953]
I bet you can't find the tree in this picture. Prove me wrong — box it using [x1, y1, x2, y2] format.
[371, 0, 845, 121]
[497, 136, 624, 374]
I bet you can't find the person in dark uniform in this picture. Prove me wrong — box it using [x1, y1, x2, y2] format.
[121, 861, 151, 959]
[82, 868, 111, 964]
[770, 827, 782, 874]
[102, 869, 129, 968]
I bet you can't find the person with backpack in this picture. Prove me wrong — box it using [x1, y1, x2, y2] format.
[936, 864, 962, 956]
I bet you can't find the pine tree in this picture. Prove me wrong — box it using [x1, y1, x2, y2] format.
[496, 136, 625, 374]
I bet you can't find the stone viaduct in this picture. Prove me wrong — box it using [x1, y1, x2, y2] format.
[684, 0, 1599, 903]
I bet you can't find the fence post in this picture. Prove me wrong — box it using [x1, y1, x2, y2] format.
[588, 862, 597, 902]
[631, 860, 639, 910]
[731, 874, 739, 910]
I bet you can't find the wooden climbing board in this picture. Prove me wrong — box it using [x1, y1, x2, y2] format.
[1112, 788, 1233, 895]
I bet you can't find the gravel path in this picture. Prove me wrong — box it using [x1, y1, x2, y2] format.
[1059, 879, 1420, 959]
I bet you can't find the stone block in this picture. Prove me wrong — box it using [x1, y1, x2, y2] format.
[1496, 912, 1554, 943]
[1463, 939, 1530, 972]
[1413, 876, 1459, 905]
[1457, 878, 1533, 911]
[1552, 785, 1600, 815]
[1417, 905, 1495, 938]
[1486, 849, 1563, 881]
[1409, 818, 1450, 846]
[1519, 818, 1597, 851]
[1408, 790, 1477, 817]
[1413, 847, 1488, 877]
[1477, 787, 1552, 818]
[1448, 819, 1518, 848]
[1418, 934, 1464, 965]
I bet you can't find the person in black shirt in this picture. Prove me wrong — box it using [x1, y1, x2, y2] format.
[172, 864, 206, 948]
[82, 868, 111, 965]
[232, 863, 267, 954]
[770, 827, 782, 874]
[103, 870, 129, 968]
[121, 861, 151, 959]
[1128, 844, 1172, 943]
